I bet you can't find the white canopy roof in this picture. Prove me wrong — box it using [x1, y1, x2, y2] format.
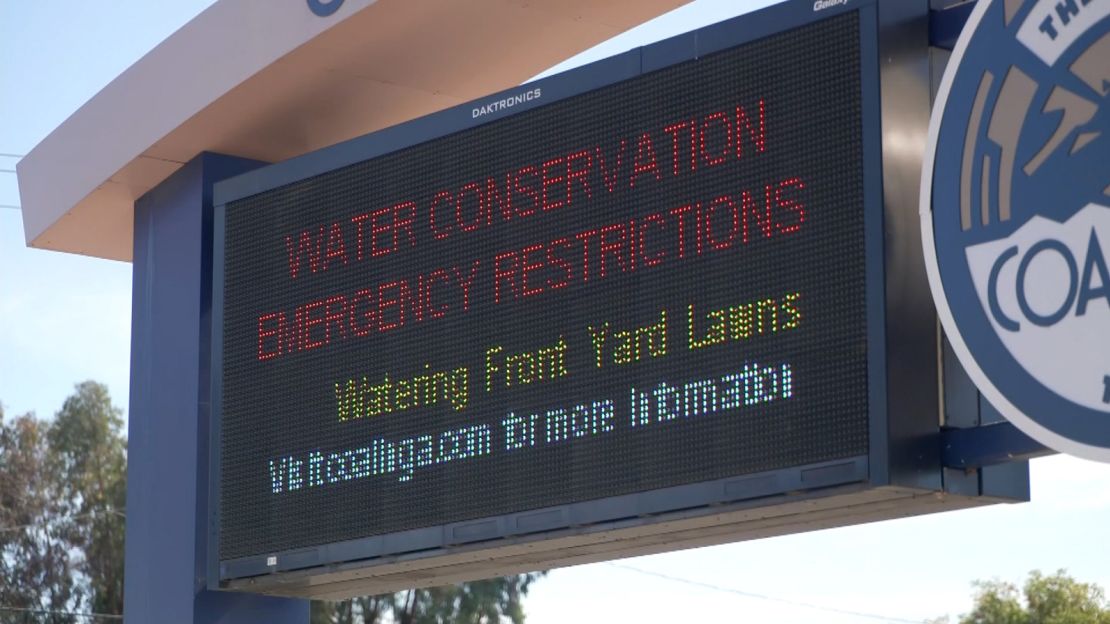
[17, 0, 685, 261]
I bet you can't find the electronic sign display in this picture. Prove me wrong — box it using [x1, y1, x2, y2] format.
[214, 8, 879, 574]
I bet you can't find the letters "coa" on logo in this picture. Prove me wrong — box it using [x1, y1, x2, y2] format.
[987, 228, 1110, 331]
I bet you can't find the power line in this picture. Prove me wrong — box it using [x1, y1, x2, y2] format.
[0, 509, 128, 621]
[0, 605, 122, 620]
[0, 153, 24, 158]
[608, 563, 924, 624]
[1, 204, 20, 210]
[0, 509, 126, 535]
[0, 168, 15, 173]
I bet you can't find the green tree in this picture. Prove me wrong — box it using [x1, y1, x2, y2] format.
[0, 406, 82, 623]
[0, 383, 127, 622]
[310, 572, 545, 624]
[48, 381, 127, 617]
[955, 570, 1110, 624]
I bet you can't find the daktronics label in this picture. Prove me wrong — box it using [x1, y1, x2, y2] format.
[472, 88, 542, 119]
[814, 0, 849, 12]
[923, 0, 1110, 460]
[218, 13, 870, 561]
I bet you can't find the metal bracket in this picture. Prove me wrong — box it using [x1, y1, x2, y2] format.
[941, 421, 1054, 469]
[929, 1, 977, 50]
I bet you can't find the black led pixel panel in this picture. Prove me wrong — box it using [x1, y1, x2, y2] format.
[218, 13, 870, 562]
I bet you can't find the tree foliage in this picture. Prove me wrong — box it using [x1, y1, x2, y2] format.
[0, 382, 127, 622]
[310, 573, 545, 624]
[948, 570, 1110, 624]
[49, 382, 128, 616]
[0, 407, 81, 622]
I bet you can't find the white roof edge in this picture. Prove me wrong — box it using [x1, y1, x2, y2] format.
[17, 0, 379, 251]
[17, 0, 690, 261]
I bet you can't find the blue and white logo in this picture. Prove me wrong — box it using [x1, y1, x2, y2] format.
[307, 0, 344, 17]
[923, 0, 1110, 460]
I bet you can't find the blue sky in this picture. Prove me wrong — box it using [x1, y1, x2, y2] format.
[2, 2, 1109, 622]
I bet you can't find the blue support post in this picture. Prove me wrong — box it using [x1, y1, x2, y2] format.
[125, 153, 307, 623]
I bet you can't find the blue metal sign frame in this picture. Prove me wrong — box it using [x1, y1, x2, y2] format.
[210, 0, 890, 585]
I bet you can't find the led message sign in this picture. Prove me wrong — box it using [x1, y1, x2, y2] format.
[216, 11, 871, 566]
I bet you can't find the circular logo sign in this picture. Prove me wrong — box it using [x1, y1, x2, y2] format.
[923, 0, 1110, 461]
